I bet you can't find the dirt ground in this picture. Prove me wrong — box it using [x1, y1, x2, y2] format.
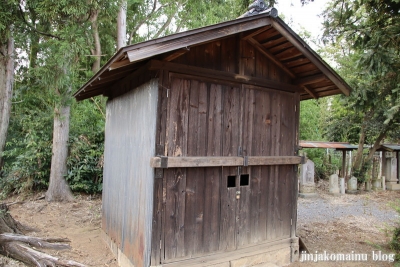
[0, 194, 118, 267]
[0, 183, 398, 267]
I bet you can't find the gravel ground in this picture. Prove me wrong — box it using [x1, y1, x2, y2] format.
[298, 194, 398, 224]
[291, 181, 400, 267]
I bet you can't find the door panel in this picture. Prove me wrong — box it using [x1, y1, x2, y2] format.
[162, 78, 298, 262]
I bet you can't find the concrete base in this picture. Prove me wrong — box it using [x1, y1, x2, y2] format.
[386, 183, 400, 191]
[345, 190, 359, 194]
[298, 193, 318, 198]
[328, 192, 341, 197]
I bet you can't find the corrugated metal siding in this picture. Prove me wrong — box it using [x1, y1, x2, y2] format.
[103, 79, 158, 267]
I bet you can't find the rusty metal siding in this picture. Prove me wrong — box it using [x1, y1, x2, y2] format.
[103, 79, 158, 267]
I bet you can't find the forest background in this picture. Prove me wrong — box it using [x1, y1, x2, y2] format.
[0, 0, 399, 200]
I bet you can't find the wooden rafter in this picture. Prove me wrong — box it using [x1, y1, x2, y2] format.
[246, 37, 296, 78]
[302, 85, 318, 99]
[295, 74, 327, 86]
[109, 58, 131, 70]
[162, 48, 190, 61]
[242, 26, 270, 40]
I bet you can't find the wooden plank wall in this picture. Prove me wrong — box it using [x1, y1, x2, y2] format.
[103, 79, 158, 267]
[162, 77, 297, 262]
[160, 34, 298, 263]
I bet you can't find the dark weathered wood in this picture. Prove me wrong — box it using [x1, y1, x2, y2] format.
[109, 58, 130, 70]
[262, 36, 287, 49]
[149, 60, 302, 93]
[302, 85, 318, 99]
[150, 157, 244, 168]
[150, 177, 163, 265]
[247, 156, 302, 166]
[164, 168, 187, 260]
[295, 74, 327, 86]
[247, 37, 296, 78]
[237, 166, 251, 248]
[271, 18, 351, 96]
[219, 167, 237, 252]
[151, 156, 302, 168]
[242, 27, 270, 40]
[163, 48, 190, 62]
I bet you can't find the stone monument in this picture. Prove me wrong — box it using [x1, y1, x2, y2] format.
[329, 173, 340, 196]
[346, 176, 358, 194]
[299, 159, 317, 198]
[385, 156, 400, 190]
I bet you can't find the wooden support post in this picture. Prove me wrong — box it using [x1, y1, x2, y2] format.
[341, 150, 346, 179]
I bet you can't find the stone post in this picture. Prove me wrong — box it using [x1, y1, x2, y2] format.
[382, 176, 386, 191]
[329, 173, 340, 196]
[299, 159, 317, 198]
[340, 178, 345, 194]
[346, 176, 358, 194]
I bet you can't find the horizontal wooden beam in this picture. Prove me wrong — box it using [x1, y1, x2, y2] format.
[149, 60, 301, 93]
[247, 156, 303, 166]
[150, 156, 303, 168]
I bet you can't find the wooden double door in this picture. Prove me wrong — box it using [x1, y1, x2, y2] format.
[161, 77, 298, 262]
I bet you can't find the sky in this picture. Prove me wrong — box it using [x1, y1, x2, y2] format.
[275, 0, 331, 40]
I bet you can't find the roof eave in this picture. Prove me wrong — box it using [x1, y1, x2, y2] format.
[270, 17, 351, 97]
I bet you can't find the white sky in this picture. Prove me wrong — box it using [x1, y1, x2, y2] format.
[275, 0, 331, 40]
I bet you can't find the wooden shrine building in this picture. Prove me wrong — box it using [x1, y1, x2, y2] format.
[74, 10, 351, 267]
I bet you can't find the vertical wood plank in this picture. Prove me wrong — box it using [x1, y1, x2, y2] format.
[150, 177, 163, 265]
[291, 92, 301, 239]
[222, 85, 240, 157]
[219, 166, 237, 251]
[220, 36, 237, 74]
[207, 84, 223, 156]
[164, 169, 187, 260]
[164, 77, 189, 260]
[237, 166, 251, 248]
[204, 83, 223, 253]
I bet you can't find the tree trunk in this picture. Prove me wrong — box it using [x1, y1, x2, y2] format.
[45, 105, 74, 202]
[89, 9, 101, 73]
[352, 119, 367, 172]
[117, 0, 127, 50]
[365, 126, 389, 163]
[0, 35, 14, 169]
[0, 204, 85, 266]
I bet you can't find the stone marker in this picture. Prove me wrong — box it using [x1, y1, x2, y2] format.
[299, 159, 317, 198]
[365, 180, 372, 191]
[372, 177, 382, 191]
[340, 177, 345, 194]
[329, 173, 340, 196]
[382, 176, 386, 191]
[346, 176, 358, 194]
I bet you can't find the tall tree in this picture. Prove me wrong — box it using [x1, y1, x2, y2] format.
[322, 0, 400, 179]
[117, 0, 127, 49]
[0, 2, 17, 169]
